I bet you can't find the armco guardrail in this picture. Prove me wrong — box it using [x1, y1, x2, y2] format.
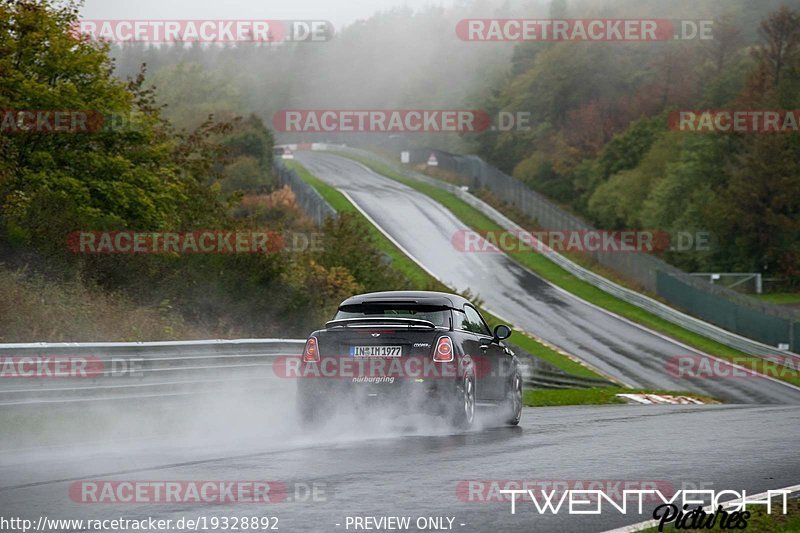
[0, 339, 304, 407]
[525, 370, 614, 390]
[274, 161, 336, 225]
[332, 146, 800, 364]
[0, 338, 580, 406]
[511, 344, 615, 390]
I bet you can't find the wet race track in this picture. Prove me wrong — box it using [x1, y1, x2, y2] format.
[2, 397, 800, 533]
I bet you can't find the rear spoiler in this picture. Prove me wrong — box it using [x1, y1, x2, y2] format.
[325, 317, 437, 329]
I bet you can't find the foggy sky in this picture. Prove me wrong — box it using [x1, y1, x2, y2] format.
[80, 0, 457, 30]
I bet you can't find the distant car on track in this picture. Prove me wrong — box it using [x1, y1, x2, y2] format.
[296, 291, 522, 428]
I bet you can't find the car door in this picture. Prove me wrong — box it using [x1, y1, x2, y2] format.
[462, 305, 507, 401]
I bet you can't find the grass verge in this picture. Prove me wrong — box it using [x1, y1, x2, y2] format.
[753, 293, 800, 306]
[524, 388, 716, 407]
[337, 152, 800, 389]
[0, 268, 200, 342]
[639, 496, 800, 532]
[285, 160, 432, 289]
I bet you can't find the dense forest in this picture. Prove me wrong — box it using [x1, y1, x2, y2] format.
[0, 0, 410, 340]
[469, 1, 800, 283]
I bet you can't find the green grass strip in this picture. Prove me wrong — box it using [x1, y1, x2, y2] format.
[524, 388, 716, 407]
[638, 495, 800, 532]
[753, 293, 800, 305]
[286, 160, 431, 288]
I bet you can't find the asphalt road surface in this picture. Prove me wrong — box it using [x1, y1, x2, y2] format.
[294, 152, 800, 405]
[2, 403, 799, 533]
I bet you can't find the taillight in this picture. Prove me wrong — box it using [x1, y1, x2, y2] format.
[433, 336, 453, 362]
[303, 336, 320, 362]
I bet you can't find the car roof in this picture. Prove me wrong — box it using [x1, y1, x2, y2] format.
[338, 291, 472, 310]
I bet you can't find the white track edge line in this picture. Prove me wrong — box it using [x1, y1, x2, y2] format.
[339, 189, 628, 387]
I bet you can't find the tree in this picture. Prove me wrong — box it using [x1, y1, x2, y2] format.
[588, 133, 681, 229]
[704, 14, 745, 76]
[752, 6, 800, 88]
[148, 62, 242, 130]
[714, 134, 800, 277]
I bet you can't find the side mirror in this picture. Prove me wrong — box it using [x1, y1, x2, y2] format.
[492, 324, 512, 343]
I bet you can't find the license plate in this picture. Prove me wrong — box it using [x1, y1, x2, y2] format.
[350, 345, 402, 357]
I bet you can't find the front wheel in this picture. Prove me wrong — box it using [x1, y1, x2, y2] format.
[503, 372, 523, 426]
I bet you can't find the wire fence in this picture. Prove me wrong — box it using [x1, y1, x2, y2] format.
[401, 148, 799, 352]
[334, 146, 799, 354]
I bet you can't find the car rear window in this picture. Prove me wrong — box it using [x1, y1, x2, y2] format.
[335, 304, 450, 327]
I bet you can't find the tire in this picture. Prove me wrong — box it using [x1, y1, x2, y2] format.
[452, 374, 476, 429]
[504, 372, 523, 426]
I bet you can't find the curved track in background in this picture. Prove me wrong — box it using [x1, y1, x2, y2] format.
[296, 152, 800, 404]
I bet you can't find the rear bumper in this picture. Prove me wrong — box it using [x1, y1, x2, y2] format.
[297, 377, 460, 413]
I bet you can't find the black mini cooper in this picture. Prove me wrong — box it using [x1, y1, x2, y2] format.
[295, 291, 523, 428]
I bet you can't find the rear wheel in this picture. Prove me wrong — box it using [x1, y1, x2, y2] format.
[504, 372, 523, 426]
[452, 375, 475, 429]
